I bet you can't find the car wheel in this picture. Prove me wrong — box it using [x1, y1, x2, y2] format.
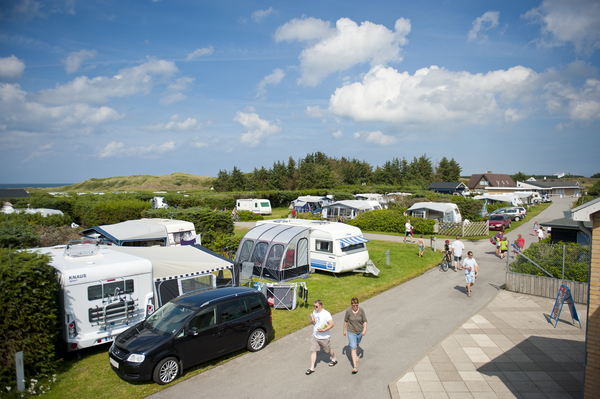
[247, 328, 267, 352]
[153, 357, 179, 385]
[515, 216, 520, 222]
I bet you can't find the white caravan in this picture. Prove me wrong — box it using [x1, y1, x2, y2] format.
[406, 202, 463, 223]
[256, 219, 370, 273]
[34, 240, 234, 351]
[81, 218, 198, 246]
[236, 198, 272, 215]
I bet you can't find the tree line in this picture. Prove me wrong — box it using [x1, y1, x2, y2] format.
[213, 152, 462, 192]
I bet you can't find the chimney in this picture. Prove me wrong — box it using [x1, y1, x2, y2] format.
[487, 171, 492, 174]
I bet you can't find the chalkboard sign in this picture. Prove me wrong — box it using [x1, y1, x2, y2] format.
[549, 285, 581, 328]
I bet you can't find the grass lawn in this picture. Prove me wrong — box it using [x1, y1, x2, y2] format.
[39, 239, 440, 399]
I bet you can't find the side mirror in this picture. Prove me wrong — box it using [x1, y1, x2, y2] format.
[187, 329, 199, 336]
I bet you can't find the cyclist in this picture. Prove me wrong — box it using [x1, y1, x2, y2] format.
[443, 239, 452, 260]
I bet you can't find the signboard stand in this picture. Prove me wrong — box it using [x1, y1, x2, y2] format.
[548, 285, 581, 328]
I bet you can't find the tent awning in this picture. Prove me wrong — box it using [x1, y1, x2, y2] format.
[340, 236, 369, 248]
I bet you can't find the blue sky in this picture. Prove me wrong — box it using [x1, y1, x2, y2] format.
[0, 0, 599, 184]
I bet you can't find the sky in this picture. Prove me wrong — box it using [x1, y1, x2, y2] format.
[0, 0, 599, 184]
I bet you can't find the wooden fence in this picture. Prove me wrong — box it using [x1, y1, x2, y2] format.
[435, 221, 489, 237]
[505, 272, 589, 304]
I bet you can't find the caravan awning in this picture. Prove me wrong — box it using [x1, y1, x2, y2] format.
[340, 236, 369, 248]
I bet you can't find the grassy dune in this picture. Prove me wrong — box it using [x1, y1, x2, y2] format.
[35, 173, 214, 192]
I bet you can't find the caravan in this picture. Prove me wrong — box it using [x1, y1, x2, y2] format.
[34, 240, 234, 351]
[81, 218, 198, 247]
[236, 199, 272, 215]
[256, 219, 370, 273]
[406, 202, 463, 223]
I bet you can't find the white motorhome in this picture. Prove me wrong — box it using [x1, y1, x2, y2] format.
[256, 219, 370, 273]
[81, 218, 198, 246]
[406, 202, 463, 223]
[236, 198, 272, 215]
[34, 241, 234, 351]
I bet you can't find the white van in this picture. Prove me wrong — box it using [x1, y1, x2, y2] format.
[34, 241, 235, 351]
[256, 219, 370, 273]
[236, 199, 272, 215]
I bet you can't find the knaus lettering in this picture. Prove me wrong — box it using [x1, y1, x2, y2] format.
[69, 274, 86, 281]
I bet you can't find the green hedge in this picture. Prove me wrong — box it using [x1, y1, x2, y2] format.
[510, 241, 590, 282]
[0, 248, 59, 389]
[0, 220, 39, 248]
[237, 211, 263, 222]
[346, 209, 436, 235]
[1, 212, 72, 228]
[80, 200, 152, 227]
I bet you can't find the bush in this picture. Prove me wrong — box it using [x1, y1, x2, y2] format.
[510, 241, 590, 282]
[2, 212, 72, 228]
[142, 207, 234, 236]
[237, 211, 263, 222]
[346, 209, 436, 235]
[0, 220, 39, 248]
[81, 200, 152, 226]
[0, 248, 59, 389]
[201, 233, 241, 258]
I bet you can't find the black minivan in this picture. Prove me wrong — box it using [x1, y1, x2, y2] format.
[109, 287, 272, 384]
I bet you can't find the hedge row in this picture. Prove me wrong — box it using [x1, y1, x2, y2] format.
[346, 209, 437, 235]
[0, 248, 59, 389]
[142, 207, 234, 236]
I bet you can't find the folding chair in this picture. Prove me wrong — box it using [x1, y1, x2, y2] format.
[240, 262, 254, 287]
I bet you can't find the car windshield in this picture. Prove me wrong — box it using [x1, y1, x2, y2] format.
[144, 302, 195, 336]
[489, 215, 503, 221]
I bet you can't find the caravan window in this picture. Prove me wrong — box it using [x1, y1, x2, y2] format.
[260, 202, 269, 207]
[412, 211, 426, 219]
[283, 244, 295, 270]
[238, 240, 254, 263]
[250, 242, 268, 265]
[316, 240, 333, 253]
[179, 274, 215, 295]
[341, 243, 367, 254]
[297, 238, 309, 266]
[88, 279, 134, 301]
[122, 239, 166, 247]
[266, 244, 284, 270]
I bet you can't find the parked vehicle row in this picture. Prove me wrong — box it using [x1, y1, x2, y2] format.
[486, 206, 527, 222]
[488, 214, 512, 231]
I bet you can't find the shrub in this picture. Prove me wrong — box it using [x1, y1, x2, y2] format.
[346, 209, 436, 235]
[201, 233, 241, 258]
[0, 220, 39, 248]
[237, 211, 263, 222]
[82, 200, 152, 226]
[510, 241, 590, 282]
[0, 248, 59, 389]
[142, 207, 234, 236]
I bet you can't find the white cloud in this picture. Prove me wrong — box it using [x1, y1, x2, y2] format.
[0, 83, 122, 134]
[159, 76, 194, 105]
[142, 114, 209, 131]
[543, 78, 600, 121]
[327, 64, 541, 127]
[96, 140, 176, 158]
[468, 11, 500, 42]
[305, 105, 325, 118]
[276, 17, 411, 86]
[332, 129, 343, 138]
[22, 142, 54, 163]
[63, 49, 97, 74]
[160, 92, 186, 106]
[13, 0, 44, 19]
[185, 46, 214, 61]
[189, 137, 209, 148]
[256, 68, 285, 97]
[32, 58, 179, 105]
[234, 111, 282, 147]
[354, 130, 397, 145]
[0, 55, 26, 81]
[523, 0, 600, 55]
[274, 16, 335, 42]
[252, 7, 273, 23]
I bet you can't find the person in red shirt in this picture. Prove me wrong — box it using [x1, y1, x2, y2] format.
[515, 234, 525, 256]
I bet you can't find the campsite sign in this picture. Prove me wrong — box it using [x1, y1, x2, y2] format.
[549, 285, 581, 328]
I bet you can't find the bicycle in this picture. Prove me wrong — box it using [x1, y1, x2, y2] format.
[440, 250, 452, 272]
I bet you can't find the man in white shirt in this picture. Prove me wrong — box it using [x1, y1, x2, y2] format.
[404, 219, 414, 243]
[451, 236, 465, 272]
[306, 299, 337, 375]
[462, 251, 479, 297]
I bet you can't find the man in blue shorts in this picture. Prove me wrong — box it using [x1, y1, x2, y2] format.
[462, 251, 479, 297]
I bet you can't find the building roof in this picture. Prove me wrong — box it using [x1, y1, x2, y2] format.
[524, 181, 580, 189]
[565, 196, 600, 222]
[0, 189, 30, 199]
[539, 217, 592, 230]
[428, 182, 466, 190]
[467, 174, 515, 189]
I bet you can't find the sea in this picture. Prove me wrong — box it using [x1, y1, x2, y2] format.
[0, 183, 73, 189]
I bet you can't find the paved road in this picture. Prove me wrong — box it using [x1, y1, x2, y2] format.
[148, 198, 574, 399]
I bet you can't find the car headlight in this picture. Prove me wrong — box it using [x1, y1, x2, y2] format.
[126, 353, 146, 363]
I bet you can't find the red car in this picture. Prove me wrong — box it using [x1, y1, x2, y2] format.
[488, 214, 511, 231]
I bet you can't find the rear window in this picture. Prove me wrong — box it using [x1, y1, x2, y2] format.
[220, 299, 249, 322]
[247, 296, 264, 313]
[88, 279, 134, 301]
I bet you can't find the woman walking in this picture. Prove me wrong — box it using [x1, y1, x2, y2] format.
[343, 297, 368, 374]
[533, 221, 539, 237]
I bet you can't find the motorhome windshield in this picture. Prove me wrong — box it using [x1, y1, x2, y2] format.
[144, 302, 194, 336]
